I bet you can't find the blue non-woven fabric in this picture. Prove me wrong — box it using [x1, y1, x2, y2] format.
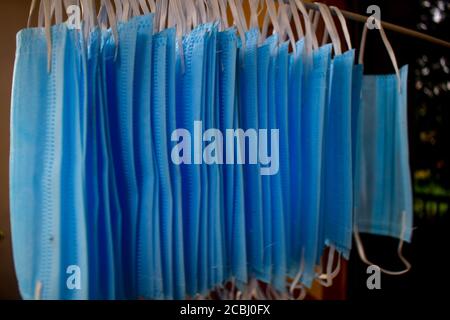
[238, 28, 264, 280]
[319, 49, 355, 259]
[256, 39, 272, 284]
[176, 24, 208, 296]
[287, 40, 305, 277]
[354, 66, 413, 242]
[272, 39, 289, 292]
[10, 23, 90, 300]
[299, 44, 332, 288]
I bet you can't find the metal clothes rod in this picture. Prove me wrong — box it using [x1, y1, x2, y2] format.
[298, 1, 450, 49]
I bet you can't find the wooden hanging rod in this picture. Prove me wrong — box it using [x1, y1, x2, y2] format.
[286, 1, 450, 49]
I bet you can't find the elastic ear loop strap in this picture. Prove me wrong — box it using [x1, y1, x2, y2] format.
[330, 5, 352, 51]
[359, 17, 402, 92]
[354, 212, 411, 275]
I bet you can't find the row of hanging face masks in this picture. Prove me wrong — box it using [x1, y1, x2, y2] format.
[10, 0, 413, 300]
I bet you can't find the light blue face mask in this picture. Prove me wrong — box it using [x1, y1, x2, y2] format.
[256, 37, 272, 284]
[271, 38, 290, 293]
[10, 20, 90, 299]
[216, 28, 248, 286]
[299, 43, 332, 288]
[152, 28, 176, 300]
[168, 26, 186, 300]
[319, 49, 355, 260]
[129, 14, 161, 300]
[287, 40, 305, 278]
[104, 17, 140, 299]
[238, 27, 264, 281]
[353, 24, 412, 275]
[176, 24, 208, 297]
[201, 23, 223, 290]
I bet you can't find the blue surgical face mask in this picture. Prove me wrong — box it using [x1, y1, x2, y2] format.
[10, 23, 91, 299]
[256, 38, 272, 284]
[216, 28, 248, 286]
[129, 14, 161, 300]
[299, 43, 332, 288]
[169, 26, 186, 301]
[319, 49, 355, 260]
[105, 17, 140, 299]
[354, 65, 413, 242]
[287, 40, 305, 278]
[238, 27, 264, 281]
[176, 24, 208, 297]
[271, 38, 290, 293]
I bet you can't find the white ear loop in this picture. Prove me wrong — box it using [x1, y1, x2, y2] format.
[218, 0, 229, 29]
[354, 212, 412, 275]
[316, 2, 342, 55]
[359, 17, 402, 92]
[228, 0, 246, 48]
[294, 0, 318, 52]
[288, 0, 304, 39]
[279, 3, 297, 53]
[330, 5, 352, 51]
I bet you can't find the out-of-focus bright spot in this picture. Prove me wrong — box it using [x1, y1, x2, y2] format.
[447, 81, 450, 90]
[416, 80, 423, 90]
[418, 22, 428, 30]
[434, 86, 440, 95]
[443, 65, 450, 74]
[424, 87, 433, 97]
[441, 83, 448, 91]
[440, 57, 447, 67]
[415, 170, 431, 180]
[422, 55, 429, 63]
[422, 67, 430, 76]
[437, 0, 445, 11]
[422, 0, 431, 8]
[431, 7, 445, 23]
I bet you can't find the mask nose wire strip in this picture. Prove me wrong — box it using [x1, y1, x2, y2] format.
[354, 212, 412, 276]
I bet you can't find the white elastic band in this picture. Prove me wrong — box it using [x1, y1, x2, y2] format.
[330, 5, 352, 50]
[294, 0, 318, 51]
[289, 248, 305, 296]
[113, 0, 123, 22]
[265, 0, 281, 35]
[27, 0, 38, 28]
[159, 0, 168, 31]
[236, 0, 248, 32]
[316, 3, 342, 55]
[289, 0, 304, 39]
[354, 212, 412, 276]
[147, 0, 156, 12]
[279, 4, 297, 53]
[196, 0, 207, 25]
[228, 0, 246, 48]
[121, 0, 130, 22]
[130, 0, 141, 17]
[138, 0, 149, 14]
[43, 0, 52, 73]
[317, 246, 342, 287]
[218, 0, 229, 29]
[38, 0, 45, 28]
[34, 281, 43, 300]
[358, 17, 402, 92]
[249, 0, 260, 29]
